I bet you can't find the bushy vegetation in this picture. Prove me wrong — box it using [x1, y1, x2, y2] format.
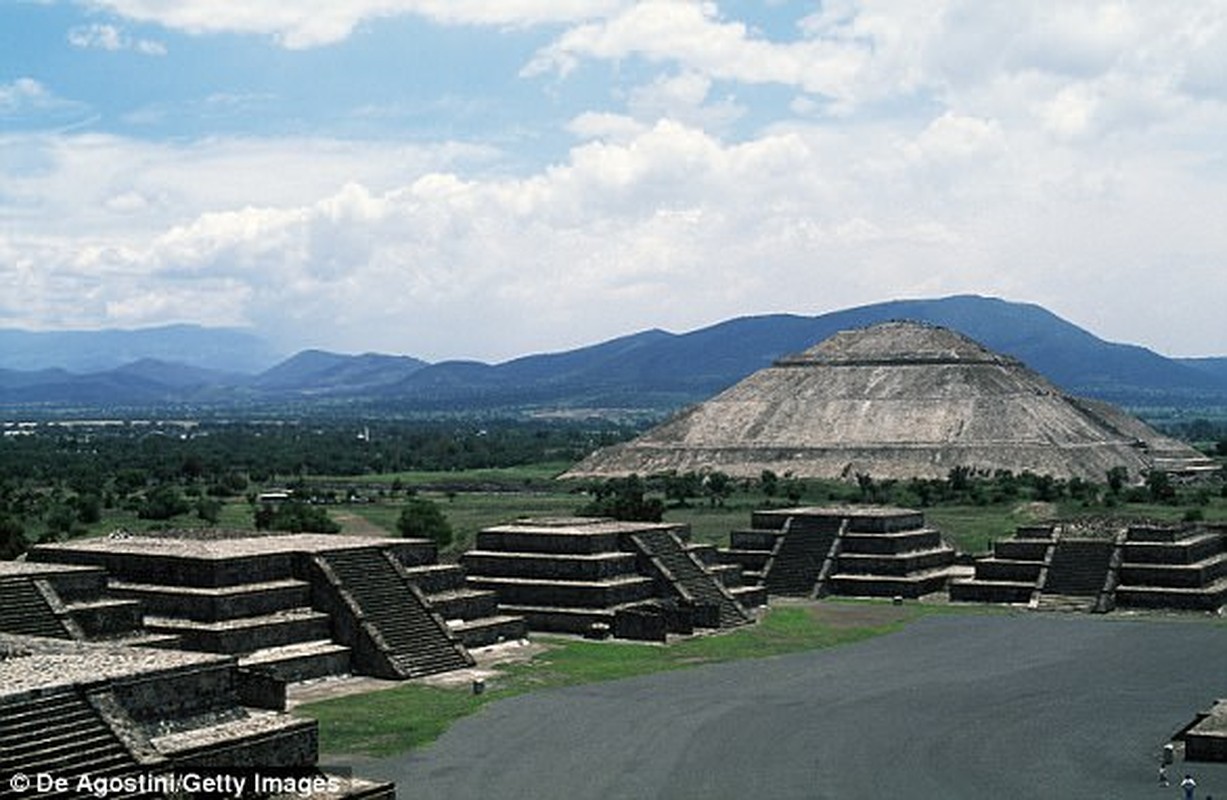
[1, 414, 1224, 559]
[396, 496, 453, 547]
[0, 418, 632, 551]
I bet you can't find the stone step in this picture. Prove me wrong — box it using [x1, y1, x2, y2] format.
[65, 597, 144, 637]
[239, 639, 353, 682]
[828, 566, 954, 599]
[426, 588, 500, 621]
[1035, 593, 1097, 612]
[399, 563, 468, 594]
[448, 615, 528, 648]
[144, 607, 331, 654]
[109, 577, 312, 622]
[949, 579, 1035, 604]
[497, 604, 622, 635]
[319, 549, 473, 679]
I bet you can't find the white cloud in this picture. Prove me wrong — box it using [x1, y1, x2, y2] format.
[85, 0, 628, 48]
[0, 78, 85, 118]
[6, 3, 1227, 360]
[67, 23, 166, 55]
[7, 102, 1227, 359]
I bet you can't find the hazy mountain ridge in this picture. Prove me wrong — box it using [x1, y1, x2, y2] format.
[2, 296, 1225, 411]
[0, 324, 282, 374]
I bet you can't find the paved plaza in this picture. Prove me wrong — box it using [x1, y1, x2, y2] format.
[360, 612, 1227, 799]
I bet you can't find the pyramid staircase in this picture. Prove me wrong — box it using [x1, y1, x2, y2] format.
[399, 563, 527, 648]
[0, 576, 73, 639]
[719, 507, 959, 600]
[952, 521, 1227, 614]
[314, 549, 474, 679]
[1035, 538, 1116, 612]
[627, 528, 752, 628]
[29, 534, 491, 684]
[0, 564, 179, 649]
[462, 518, 749, 638]
[761, 516, 844, 597]
[0, 634, 393, 799]
[0, 688, 156, 800]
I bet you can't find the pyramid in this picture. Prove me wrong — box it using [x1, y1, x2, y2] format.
[564, 321, 1212, 482]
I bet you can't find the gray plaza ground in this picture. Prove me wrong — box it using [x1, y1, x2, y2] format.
[356, 611, 1227, 800]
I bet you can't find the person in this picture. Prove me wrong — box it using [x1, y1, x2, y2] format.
[1180, 774, 1196, 800]
[1158, 763, 1169, 786]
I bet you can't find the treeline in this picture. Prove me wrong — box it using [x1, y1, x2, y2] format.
[573, 465, 1227, 522]
[0, 419, 632, 553]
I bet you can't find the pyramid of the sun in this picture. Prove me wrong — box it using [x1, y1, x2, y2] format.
[565, 321, 1212, 482]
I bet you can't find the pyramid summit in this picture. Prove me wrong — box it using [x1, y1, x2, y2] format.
[565, 321, 1212, 483]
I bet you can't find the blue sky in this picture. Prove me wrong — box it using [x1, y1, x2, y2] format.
[2, 1, 1226, 361]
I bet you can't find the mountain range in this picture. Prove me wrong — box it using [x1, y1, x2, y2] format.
[2, 296, 1225, 413]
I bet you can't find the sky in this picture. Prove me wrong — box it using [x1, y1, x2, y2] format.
[2, 1, 1226, 362]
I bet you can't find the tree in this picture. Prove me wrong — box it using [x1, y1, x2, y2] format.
[254, 501, 340, 534]
[576, 475, 664, 522]
[0, 516, 27, 560]
[396, 497, 454, 548]
[703, 471, 733, 507]
[660, 471, 702, 507]
[137, 485, 191, 520]
[1106, 466, 1129, 495]
[1145, 470, 1176, 504]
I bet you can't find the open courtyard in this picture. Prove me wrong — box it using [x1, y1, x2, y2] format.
[357, 611, 1227, 799]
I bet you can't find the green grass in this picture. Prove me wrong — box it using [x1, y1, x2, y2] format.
[306, 462, 574, 488]
[302, 603, 935, 758]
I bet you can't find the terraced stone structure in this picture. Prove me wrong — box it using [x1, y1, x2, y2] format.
[25, 530, 524, 682]
[0, 634, 391, 798]
[719, 506, 961, 599]
[565, 321, 1213, 482]
[0, 560, 178, 648]
[950, 520, 1227, 613]
[461, 517, 760, 640]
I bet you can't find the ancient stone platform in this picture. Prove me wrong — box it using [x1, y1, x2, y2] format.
[0, 560, 178, 648]
[0, 633, 392, 798]
[950, 520, 1227, 613]
[720, 506, 962, 599]
[25, 530, 524, 682]
[1182, 699, 1227, 762]
[461, 517, 757, 639]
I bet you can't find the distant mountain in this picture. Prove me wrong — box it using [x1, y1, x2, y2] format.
[0, 324, 282, 373]
[379, 296, 1227, 410]
[1, 296, 1225, 412]
[1180, 357, 1227, 384]
[110, 358, 250, 390]
[251, 350, 428, 394]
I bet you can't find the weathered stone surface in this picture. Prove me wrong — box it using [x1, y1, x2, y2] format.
[566, 321, 1211, 482]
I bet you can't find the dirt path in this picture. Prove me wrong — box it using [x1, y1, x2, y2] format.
[332, 511, 393, 537]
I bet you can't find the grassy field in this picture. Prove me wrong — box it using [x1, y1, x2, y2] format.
[302, 601, 965, 758]
[75, 464, 1227, 560]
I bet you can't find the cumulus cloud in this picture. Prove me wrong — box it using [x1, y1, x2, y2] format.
[7, 102, 1227, 359]
[6, 2, 1227, 359]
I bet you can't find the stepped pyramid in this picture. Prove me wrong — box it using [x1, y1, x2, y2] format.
[565, 321, 1211, 482]
[461, 517, 758, 640]
[26, 530, 524, 683]
[950, 519, 1227, 613]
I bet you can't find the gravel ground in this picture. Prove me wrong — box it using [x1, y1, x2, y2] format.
[356, 612, 1227, 800]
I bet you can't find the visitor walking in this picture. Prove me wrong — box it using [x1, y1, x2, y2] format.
[1180, 773, 1197, 800]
